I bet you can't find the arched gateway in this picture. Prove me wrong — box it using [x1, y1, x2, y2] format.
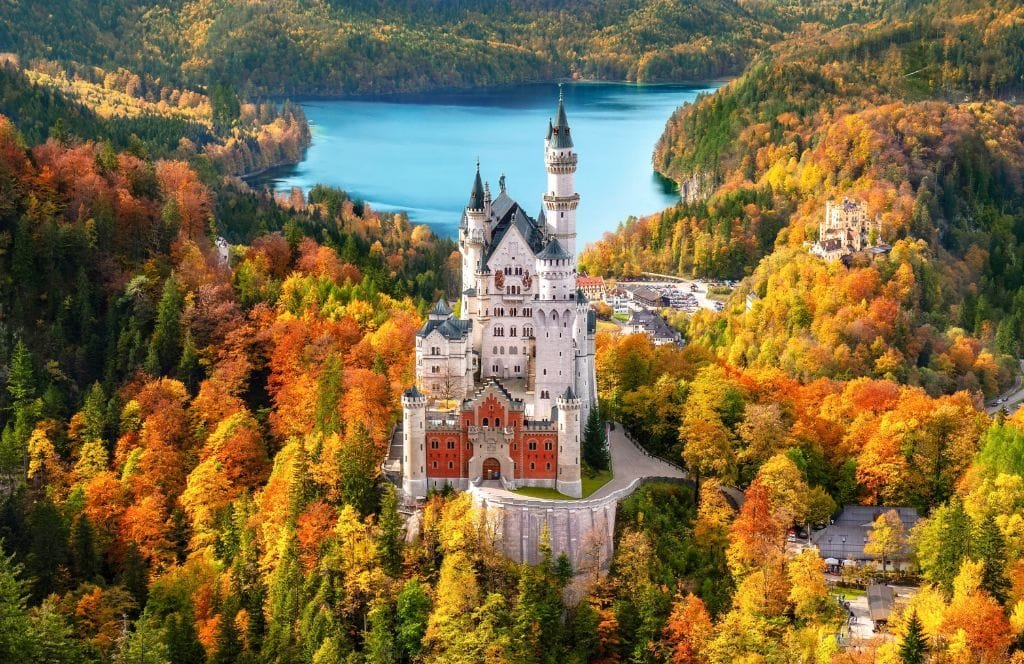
[482, 458, 501, 480]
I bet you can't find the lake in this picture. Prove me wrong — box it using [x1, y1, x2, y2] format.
[256, 81, 720, 248]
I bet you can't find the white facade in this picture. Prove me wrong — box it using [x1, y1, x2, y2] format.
[401, 91, 598, 499]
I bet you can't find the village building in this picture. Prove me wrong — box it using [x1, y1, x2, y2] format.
[576, 275, 607, 301]
[812, 505, 920, 572]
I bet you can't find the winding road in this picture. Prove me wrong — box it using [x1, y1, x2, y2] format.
[988, 360, 1024, 416]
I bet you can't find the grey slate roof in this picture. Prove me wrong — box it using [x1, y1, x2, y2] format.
[561, 385, 577, 400]
[430, 298, 452, 317]
[484, 199, 546, 265]
[536, 237, 571, 261]
[469, 163, 485, 210]
[551, 88, 573, 149]
[811, 505, 920, 562]
[404, 385, 424, 399]
[418, 317, 472, 340]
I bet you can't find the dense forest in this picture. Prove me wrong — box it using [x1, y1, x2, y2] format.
[580, 0, 1024, 397]
[0, 0, 894, 96]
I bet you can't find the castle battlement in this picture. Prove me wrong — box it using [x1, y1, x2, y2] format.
[401, 91, 597, 499]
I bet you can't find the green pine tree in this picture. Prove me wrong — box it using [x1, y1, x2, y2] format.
[314, 354, 343, 435]
[581, 408, 609, 473]
[338, 424, 379, 517]
[146, 276, 183, 376]
[377, 485, 403, 577]
[164, 610, 206, 664]
[898, 611, 929, 664]
[263, 534, 304, 662]
[210, 599, 242, 664]
[115, 613, 171, 664]
[395, 579, 430, 660]
[176, 331, 201, 393]
[7, 340, 35, 405]
[364, 599, 399, 664]
[68, 513, 99, 585]
[975, 514, 1010, 602]
[933, 498, 971, 598]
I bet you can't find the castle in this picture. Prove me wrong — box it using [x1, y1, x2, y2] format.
[399, 91, 598, 499]
[811, 198, 884, 262]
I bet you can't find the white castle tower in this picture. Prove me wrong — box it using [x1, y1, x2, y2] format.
[401, 386, 428, 498]
[556, 386, 583, 498]
[543, 87, 580, 256]
[394, 89, 596, 500]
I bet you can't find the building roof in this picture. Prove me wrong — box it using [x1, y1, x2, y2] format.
[403, 385, 424, 399]
[551, 86, 573, 149]
[418, 317, 472, 340]
[537, 237, 572, 261]
[469, 162, 485, 210]
[484, 197, 546, 265]
[577, 275, 605, 289]
[629, 310, 679, 341]
[587, 309, 597, 334]
[561, 385, 576, 400]
[430, 298, 452, 318]
[811, 506, 920, 562]
[867, 585, 895, 623]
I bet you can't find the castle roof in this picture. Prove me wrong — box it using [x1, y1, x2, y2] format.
[403, 384, 424, 399]
[537, 237, 571, 261]
[418, 316, 471, 340]
[561, 385, 577, 400]
[483, 196, 546, 265]
[551, 86, 573, 149]
[469, 162, 485, 210]
[430, 298, 452, 317]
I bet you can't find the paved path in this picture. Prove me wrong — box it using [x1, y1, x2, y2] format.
[475, 423, 687, 503]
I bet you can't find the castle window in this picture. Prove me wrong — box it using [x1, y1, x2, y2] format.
[431, 441, 439, 449]
[509, 347, 517, 355]
[510, 327, 517, 337]
[446, 440, 455, 449]
[431, 365, 440, 374]
[492, 364, 498, 373]
[495, 418, 501, 427]
[528, 441, 537, 451]
[544, 442, 553, 451]
[493, 346, 498, 354]
[524, 326, 532, 337]
[432, 461, 438, 469]
[546, 462, 551, 471]
[513, 443, 518, 451]
[482, 417, 489, 427]
[530, 462, 535, 470]
[448, 461, 454, 469]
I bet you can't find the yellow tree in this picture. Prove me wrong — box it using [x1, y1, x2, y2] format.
[864, 509, 907, 576]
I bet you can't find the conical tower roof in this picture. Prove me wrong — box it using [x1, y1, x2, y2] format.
[551, 85, 573, 149]
[468, 160, 485, 210]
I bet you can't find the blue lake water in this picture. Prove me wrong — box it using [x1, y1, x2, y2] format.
[257, 82, 720, 248]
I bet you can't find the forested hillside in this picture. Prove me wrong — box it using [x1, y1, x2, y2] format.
[580, 0, 1024, 397]
[0, 0, 892, 96]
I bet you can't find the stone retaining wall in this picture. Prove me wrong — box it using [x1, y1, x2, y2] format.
[467, 476, 691, 570]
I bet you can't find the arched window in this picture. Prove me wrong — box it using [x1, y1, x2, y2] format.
[431, 440, 439, 449]
[495, 418, 501, 428]
[446, 440, 455, 449]
[544, 442, 553, 451]
[482, 417, 489, 427]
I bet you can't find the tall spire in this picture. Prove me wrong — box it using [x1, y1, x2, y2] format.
[468, 158, 485, 210]
[551, 84, 573, 149]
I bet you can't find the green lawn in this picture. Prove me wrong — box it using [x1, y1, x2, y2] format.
[512, 470, 612, 500]
[832, 585, 866, 599]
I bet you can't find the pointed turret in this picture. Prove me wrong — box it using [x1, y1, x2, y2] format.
[546, 118, 553, 141]
[468, 160, 485, 211]
[551, 85, 573, 149]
